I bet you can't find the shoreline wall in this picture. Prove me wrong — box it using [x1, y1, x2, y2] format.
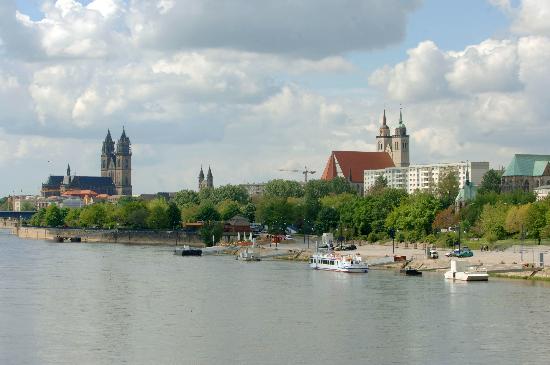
[13, 226, 204, 247]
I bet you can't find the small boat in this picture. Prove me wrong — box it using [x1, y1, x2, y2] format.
[174, 245, 202, 256]
[444, 260, 488, 281]
[309, 252, 368, 273]
[400, 267, 422, 276]
[237, 247, 261, 261]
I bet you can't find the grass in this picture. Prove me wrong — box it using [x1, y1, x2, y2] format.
[490, 273, 550, 282]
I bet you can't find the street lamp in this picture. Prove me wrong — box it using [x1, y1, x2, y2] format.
[389, 227, 396, 254]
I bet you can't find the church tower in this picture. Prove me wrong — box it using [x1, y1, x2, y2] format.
[114, 127, 132, 195]
[376, 109, 392, 154]
[206, 166, 214, 189]
[391, 109, 410, 167]
[101, 129, 116, 181]
[198, 166, 205, 190]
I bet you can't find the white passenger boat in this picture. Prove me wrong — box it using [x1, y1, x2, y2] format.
[237, 247, 261, 261]
[309, 252, 368, 273]
[444, 260, 488, 281]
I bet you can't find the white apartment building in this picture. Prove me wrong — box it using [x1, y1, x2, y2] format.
[364, 161, 490, 194]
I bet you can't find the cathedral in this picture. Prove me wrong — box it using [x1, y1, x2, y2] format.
[101, 128, 132, 195]
[41, 129, 132, 197]
[198, 166, 214, 190]
[375, 109, 410, 167]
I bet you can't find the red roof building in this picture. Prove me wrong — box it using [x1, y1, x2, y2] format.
[321, 151, 395, 194]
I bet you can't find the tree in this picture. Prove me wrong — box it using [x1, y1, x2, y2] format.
[479, 169, 503, 194]
[21, 201, 35, 211]
[368, 175, 387, 194]
[314, 206, 339, 234]
[79, 204, 108, 228]
[241, 202, 256, 222]
[256, 197, 296, 234]
[385, 192, 442, 238]
[181, 204, 200, 223]
[432, 207, 459, 231]
[146, 198, 170, 229]
[328, 177, 356, 195]
[44, 204, 64, 227]
[437, 169, 459, 208]
[478, 202, 508, 240]
[195, 202, 221, 222]
[210, 185, 249, 205]
[525, 202, 548, 242]
[167, 202, 181, 229]
[29, 208, 46, 226]
[199, 221, 224, 246]
[263, 179, 304, 199]
[173, 189, 200, 208]
[0, 197, 8, 210]
[64, 208, 82, 227]
[504, 205, 529, 235]
[118, 201, 149, 229]
[217, 200, 241, 221]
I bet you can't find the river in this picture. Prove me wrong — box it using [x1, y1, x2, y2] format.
[1, 229, 550, 364]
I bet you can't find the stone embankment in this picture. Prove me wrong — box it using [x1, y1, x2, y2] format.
[13, 226, 204, 247]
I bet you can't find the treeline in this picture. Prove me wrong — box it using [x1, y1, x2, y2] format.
[26, 168, 549, 246]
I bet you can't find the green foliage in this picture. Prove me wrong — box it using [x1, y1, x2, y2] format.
[439, 232, 459, 247]
[217, 200, 241, 221]
[173, 189, 200, 208]
[478, 202, 508, 240]
[118, 200, 149, 229]
[385, 192, 441, 237]
[313, 206, 339, 234]
[241, 202, 256, 222]
[166, 202, 181, 229]
[525, 202, 548, 240]
[367, 175, 387, 194]
[500, 190, 536, 205]
[504, 205, 529, 234]
[29, 208, 46, 226]
[256, 197, 296, 234]
[210, 185, 250, 205]
[0, 197, 8, 210]
[20, 201, 36, 211]
[79, 204, 108, 228]
[181, 204, 200, 223]
[479, 169, 503, 194]
[64, 208, 82, 227]
[264, 179, 304, 199]
[44, 205, 64, 227]
[146, 198, 170, 229]
[432, 206, 459, 231]
[436, 169, 459, 208]
[195, 202, 221, 222]
[199, 221, 224, 246]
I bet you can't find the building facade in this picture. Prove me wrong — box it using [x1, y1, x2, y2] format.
[501, 154, 550, 192]
[376, 109, 410, 168]
[41, 129, 131, 197]
[101, 128, 132, 195]
[198, 166, 214, 190]
[364, 161, 490, 194]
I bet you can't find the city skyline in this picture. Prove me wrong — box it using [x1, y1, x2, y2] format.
[1, 0, 549, 195]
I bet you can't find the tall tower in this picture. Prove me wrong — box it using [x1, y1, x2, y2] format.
[101, 129, 116, 180]
[376, 109, 392, 153]
[391, 109, 410, 167]
[206, 166, 214, 189]
[115, 127, 132, 195]
[198, 166, 205, 190]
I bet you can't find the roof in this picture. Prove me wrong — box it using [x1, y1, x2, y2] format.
[321, 151, 395, 183]
[503, 154, 550, 177]
[62, 190, 98, 197]
[456, 182, 477, 202]
[43, 175, 63, 186]
[67, 176, 115, 189]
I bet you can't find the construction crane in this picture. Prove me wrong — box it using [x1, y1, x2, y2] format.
[278, 166, 316, 183]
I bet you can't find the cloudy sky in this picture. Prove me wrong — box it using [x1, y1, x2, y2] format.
[0, 0, 548, 195]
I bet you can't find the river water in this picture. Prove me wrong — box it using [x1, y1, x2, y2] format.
[1, 229, 550, 364]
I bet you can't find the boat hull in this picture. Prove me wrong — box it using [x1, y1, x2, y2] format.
[309, 264, 368, 273]
[174, 248, 202, 256]
[444, 271, 488, 281]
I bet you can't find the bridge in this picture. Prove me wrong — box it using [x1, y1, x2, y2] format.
[0, 211, 36, 220]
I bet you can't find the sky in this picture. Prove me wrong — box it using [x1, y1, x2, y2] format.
[1, 0, 548, 196]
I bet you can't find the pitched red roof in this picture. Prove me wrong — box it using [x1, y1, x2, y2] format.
[321, 151, 394, 183]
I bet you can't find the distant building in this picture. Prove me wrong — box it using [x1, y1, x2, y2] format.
[534, 185, 550, 201]
[41, 129, 131, 197]
[198, 166, 214, 190]
[321, 151, 395, 194]
[456, 168, 478, 210]
[321, 109, 411, 194]
[364, 161, 489, 194]
[501, 154, 550, 192]
[240, 183, 266, 197]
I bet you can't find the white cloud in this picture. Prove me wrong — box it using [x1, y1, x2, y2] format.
[512, 0, 550, 36]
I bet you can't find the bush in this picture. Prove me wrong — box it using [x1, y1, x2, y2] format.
[367, 232, 378, 243]
[424, 234, 437, 244]
[438, 232, 458, 247]
[484, 232, 498, 244]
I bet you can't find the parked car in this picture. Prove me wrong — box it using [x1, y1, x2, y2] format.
[445, 247, 473, 258]
[429, 249, 439, 259]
